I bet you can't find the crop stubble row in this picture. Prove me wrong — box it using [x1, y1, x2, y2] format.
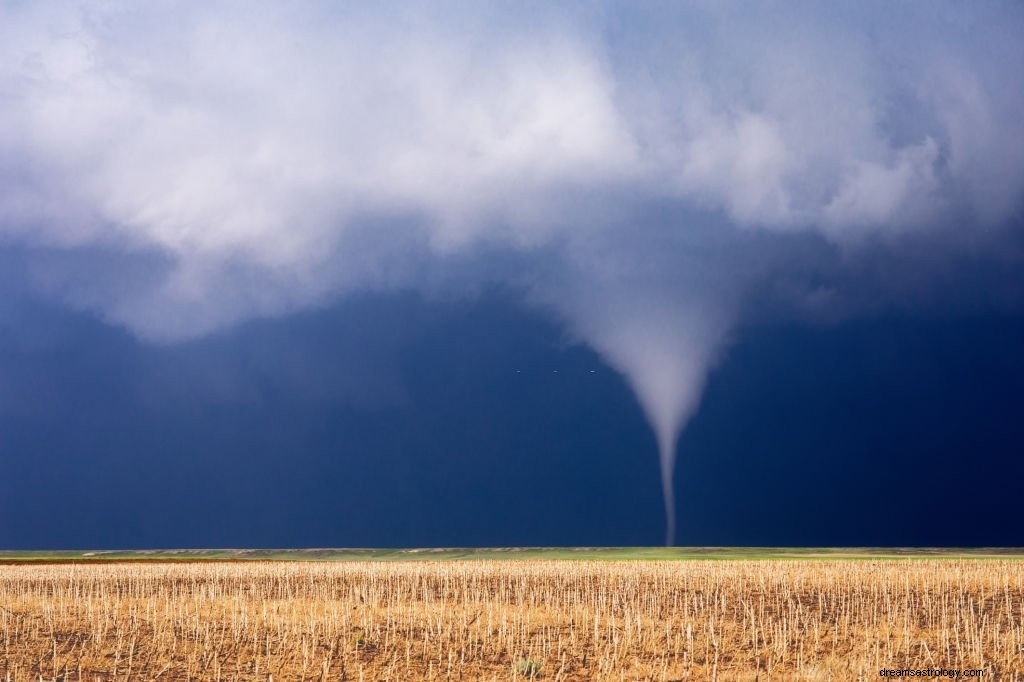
[1, 559, 1022, 680]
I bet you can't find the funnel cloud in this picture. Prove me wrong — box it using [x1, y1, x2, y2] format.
[572, 301, 728, 546]
[2, 2, 1024, 543]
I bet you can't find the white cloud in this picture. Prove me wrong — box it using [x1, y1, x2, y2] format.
[2, 3, 1021, 329]
[823, 138, 942, 234]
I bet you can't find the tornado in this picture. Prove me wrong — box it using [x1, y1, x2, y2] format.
[545, 272, 733, 546]
[614, 334, 716, 547]
[595, 313, 729, 545]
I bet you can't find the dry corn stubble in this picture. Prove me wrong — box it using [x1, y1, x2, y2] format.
[0, 559, 1022, 680]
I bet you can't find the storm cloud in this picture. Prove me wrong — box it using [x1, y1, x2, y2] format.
[2, 1, 1023, 542]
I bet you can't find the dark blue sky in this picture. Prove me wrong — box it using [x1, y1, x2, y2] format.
[2, 285, 1021, 549]
[2, 3, 1024, 548]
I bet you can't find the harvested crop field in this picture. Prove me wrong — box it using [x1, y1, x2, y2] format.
[1, 559, 1022, 680]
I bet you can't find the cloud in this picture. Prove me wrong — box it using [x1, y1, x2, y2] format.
[2, 1, 1023, 541]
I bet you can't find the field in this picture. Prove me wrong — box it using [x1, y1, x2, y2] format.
[1, 552, 1022, 680]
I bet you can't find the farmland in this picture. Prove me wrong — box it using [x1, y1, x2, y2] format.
[1, 554, 1022, 680]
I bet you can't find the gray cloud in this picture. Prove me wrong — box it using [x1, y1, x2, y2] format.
[2, 1, 1023, 541]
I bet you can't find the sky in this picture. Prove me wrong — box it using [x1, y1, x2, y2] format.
[1, 2, 1023, 548]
